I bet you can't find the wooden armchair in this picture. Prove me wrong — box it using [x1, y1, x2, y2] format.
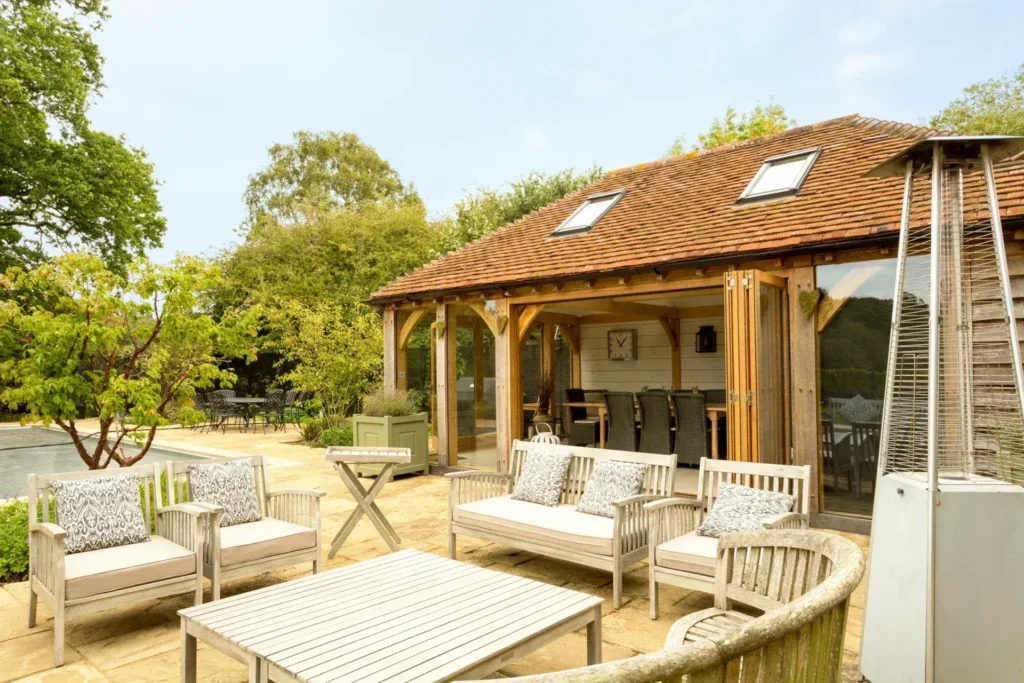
[165, 455, 324, 600]
[27, 465, 211, 667]
[646, 457, 811, 618]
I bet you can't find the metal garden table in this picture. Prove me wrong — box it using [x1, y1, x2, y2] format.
[226, 397, 266, 432]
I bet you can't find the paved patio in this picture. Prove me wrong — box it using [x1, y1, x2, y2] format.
[0, 424, 868, 682]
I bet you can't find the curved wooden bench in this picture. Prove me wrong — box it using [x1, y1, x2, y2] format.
[469, 529, 865, 683]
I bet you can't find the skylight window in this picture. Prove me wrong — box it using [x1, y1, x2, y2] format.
[553, 189, 625, 235]
[738, 147, 821, 202]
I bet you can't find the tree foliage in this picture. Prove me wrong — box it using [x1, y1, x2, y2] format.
[0, 0, 165, 272]
[931, 62, 1024, 135]
[0, 254, 258, 469]
[433, 167, 602, 255]
[666, 102, 795, 156]
[242, 131, 421, 234]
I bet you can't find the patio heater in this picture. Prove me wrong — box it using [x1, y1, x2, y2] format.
[859, 137, 1024, 683]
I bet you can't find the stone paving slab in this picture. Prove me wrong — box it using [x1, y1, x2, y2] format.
[1, 423, 869, 682]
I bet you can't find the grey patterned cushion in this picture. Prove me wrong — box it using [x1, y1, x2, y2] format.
[52, 475, 150, 555]
[839, 395, 881, 424]
[697, 483, 795, 538]
[188, 460, 263, 527]
[576, 461, 648, 518]
[511, 451, 572, 507]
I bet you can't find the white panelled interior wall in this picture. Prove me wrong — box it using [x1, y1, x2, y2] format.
[579, 317, 725, 392]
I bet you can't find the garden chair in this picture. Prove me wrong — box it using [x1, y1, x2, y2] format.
[165, 455, 324, 600]
[671, 391, 707, 466]
[646, 457, 812, 618]
[562, 387, 599, 446]
[258, 389, 287, 432]
[603, 391, 638, 451]
[207, 389, 241, 432]
[638, 391, 672, 454]
[27, 465, 211, 667]
[190, 392, 210, 431]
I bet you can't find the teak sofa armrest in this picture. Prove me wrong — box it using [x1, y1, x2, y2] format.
[157, 503, 210, 518]
[645, 497, 703, 549]
[30, 522, 67, 540]
[156, 504, 210, 554]
[267, 488, 326, 498]
[613, 494, 667, 555]
[761, 512, 809, 530]
[447, 471, 512, 507]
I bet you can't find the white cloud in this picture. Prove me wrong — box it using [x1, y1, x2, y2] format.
[521, 126, 550, 154]
[837, 19, 884, 46]
[837, 51, 911, 81]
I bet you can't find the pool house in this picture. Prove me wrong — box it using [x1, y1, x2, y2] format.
[369, 115, 1024, 532]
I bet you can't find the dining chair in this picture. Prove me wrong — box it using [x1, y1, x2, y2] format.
[637, 391, 672, 454]
[603, 391, 638, 451]
[207, 390, 241, 433]
[671, 391, 707, 466]
[851, 421, 881, 499]
[562, 388, 599, 446]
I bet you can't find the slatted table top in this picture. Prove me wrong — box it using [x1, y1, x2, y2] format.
[179, 549, 603, 683]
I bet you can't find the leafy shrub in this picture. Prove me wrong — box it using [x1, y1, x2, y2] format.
[361, 389, 414, 417]
[300, 417, 324, 444]
[320, 426, 353, 447]
[0, 500, 29, 583]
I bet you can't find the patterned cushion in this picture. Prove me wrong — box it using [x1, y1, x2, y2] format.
[52, 475, 150, 555]
[188, 460, 263, 527]
[839, 395, 881, 424]
[575, 460, 648, 518]
[697, 483, 795, 538]
[511, 451, 572, 507]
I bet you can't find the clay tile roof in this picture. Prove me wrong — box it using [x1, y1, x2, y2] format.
[371, 114, 1024, 303]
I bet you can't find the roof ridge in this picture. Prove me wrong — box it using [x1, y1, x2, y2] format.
[607, 114, 948, 177]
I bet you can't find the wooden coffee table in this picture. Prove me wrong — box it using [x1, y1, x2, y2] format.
[179, 549, 603, 683]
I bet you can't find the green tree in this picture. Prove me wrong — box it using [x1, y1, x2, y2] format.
[666, 102, 795, 156]
[242, 131, 421, 234]
[931, 62, 1024, 135]
[0, 1, 165, 272]
[275, 300, 383, 426]
[0, 254, 257, 469]
[223, 202, 435, 309]
[433, 167, 602, 255]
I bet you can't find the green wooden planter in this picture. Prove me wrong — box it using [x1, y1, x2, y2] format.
[353, 412, 429, 477]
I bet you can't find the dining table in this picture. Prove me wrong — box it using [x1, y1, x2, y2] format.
[562, 400, 728, 457]
[226, 396, 266, 432]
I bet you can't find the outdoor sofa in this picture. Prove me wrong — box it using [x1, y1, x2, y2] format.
[447, 439, 677, 608]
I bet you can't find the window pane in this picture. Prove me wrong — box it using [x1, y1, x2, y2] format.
[817, 258, 896, 517]
[559, 196, 615, 231]
[749, 155, 811, 196]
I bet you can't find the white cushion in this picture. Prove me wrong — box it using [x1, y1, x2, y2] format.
[655, 530, 718, 576]
[219, 518, 316, 567]
[454, 495, 615, 555]
[65, 535, 196, 600]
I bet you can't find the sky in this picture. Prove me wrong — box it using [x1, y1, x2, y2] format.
[87, 0, 1024, 263]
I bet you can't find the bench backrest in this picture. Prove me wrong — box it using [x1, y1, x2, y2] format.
[27, 463, 163, 529]
[509, 440, 676, 504]
[696, 457, 811, 517]
[165, 455, 269, 515]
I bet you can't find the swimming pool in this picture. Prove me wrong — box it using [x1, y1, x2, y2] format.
[0, 427, 208, 499]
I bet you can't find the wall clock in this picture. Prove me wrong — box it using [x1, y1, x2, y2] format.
[607, 329, 637, 361]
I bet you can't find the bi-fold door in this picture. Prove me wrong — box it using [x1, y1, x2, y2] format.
[724, 270, 788, 464]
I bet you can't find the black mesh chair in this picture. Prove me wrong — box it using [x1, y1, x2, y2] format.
[637, 391, 672, 454]
[190, 393, 210, 431]
[603, 391, 638, 451]
[259, 389, 287, 432]
[208, 389, 241, 433]
[562, 388, 599, 446]
[671, 391, 707, 466]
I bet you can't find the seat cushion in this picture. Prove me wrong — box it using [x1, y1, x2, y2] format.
[454, 495, 614, 555]
[655, 530, 719, 576]
[64, 535, 196, 600]
[219, 518, 317, 567]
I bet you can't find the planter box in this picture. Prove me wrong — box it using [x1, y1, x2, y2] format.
[352, 412, 429, 477]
